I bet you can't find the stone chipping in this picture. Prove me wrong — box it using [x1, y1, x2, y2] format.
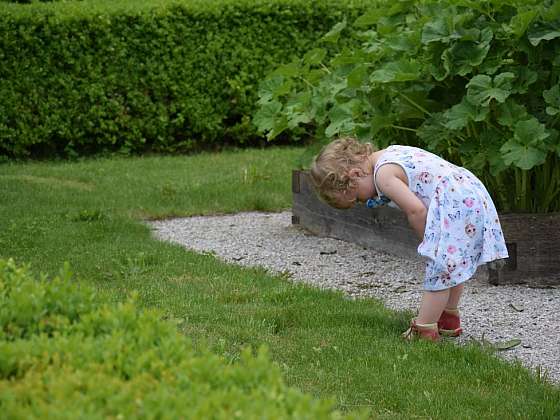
[148, 211, 560, 385]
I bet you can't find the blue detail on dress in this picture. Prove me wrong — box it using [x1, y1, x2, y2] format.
[373, 145, 509, 291]
[366, 196, 391, 208]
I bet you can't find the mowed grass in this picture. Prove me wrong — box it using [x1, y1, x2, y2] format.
[1, 147, 559, 419]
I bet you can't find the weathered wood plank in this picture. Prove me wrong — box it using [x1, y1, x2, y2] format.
[292, 170, 420, 259]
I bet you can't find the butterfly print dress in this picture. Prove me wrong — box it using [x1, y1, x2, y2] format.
[373, 145, 509, 291]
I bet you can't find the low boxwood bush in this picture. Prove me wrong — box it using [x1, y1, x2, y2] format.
[0, 259, 365, 418]
[0, 0, 375, 158]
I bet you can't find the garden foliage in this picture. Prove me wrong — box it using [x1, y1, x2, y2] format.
[255, 0, 560, 213]
[0, 258, 363, 418]
[0, 0, 374, 158]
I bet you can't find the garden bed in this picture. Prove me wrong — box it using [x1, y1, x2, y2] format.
[292, 170, 560, 287]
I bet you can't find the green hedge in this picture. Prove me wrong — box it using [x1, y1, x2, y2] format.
[0, 259, 365, 418]
[0, 0, 375, 158]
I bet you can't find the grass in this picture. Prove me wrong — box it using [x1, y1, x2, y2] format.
[1, 147, 559, 419]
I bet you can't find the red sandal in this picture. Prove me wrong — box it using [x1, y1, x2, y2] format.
[437, 308, 463, 337]
[402, 319, 440, 342]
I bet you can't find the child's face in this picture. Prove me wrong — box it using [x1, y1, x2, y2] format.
[333, 168, 375, 209]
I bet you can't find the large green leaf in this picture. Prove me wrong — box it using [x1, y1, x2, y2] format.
[310, 88, 329, 125]
[331, 48, 371, 68]
[354, 9, 387, 27]
[385, 30, 421, 54]
[500, 118, 550, 169]
[458, 129, 506, 175]
[322, 20, 347, 43]
[287, 112, 311, 129]
[303, 48, 327, 66]
[421, 8, 476, 42]
[307, 69, 327, 86]
[370, 59, 422, 83]
[509, 67, 538, 94]
[496, 99, 529, 127]
[478, 48, 508, 75]
[514, 118, 550, 146]
[347, 64, 368, 88]
[502, 10, 537, 38]
[444, 98, 489, 129]
[325, 77, 348, 100]
[324, 113, 351, 138]
[421, 16, 461, 44]
[285, 92, 312, 129]
[466, 72, 515, 106]
[257, 76, 289, 105]
[324, 100, 361, 138]
[500, 141, 547, 170]
[354, 2, 409, 28]
[426, 43, 450, 80]
[527, 22, 560, 46]
[253, 101, 283, 135]
[543, 84, 560, 116]
[442, 27, 492, 76]
[272, 62, 301, 78]
[416, 113, 452, 151]
[266, 116, 290, 141]
[354, 122, 373, 141]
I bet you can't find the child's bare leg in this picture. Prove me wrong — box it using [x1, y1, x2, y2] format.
[446, 284, 464, 309]
[416, 289, 450, 324]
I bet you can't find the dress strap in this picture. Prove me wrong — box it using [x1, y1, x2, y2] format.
[373, 151, 391, 199]
[369, 153, 392, 207]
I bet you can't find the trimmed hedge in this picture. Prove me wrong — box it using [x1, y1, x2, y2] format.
[0, 259, 366, 418]
[0, 0, 375, 158]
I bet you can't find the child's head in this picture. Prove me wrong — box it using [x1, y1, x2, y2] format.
[310, 137, 375, 208]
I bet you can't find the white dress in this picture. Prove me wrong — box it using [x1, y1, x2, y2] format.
[374, 145, 509, 291]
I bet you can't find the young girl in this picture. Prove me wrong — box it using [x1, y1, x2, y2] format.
[310, 138, 509, 341]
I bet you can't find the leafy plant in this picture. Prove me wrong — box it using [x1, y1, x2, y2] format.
[255, 0, 560, 213]
[0, 258, 364, 419]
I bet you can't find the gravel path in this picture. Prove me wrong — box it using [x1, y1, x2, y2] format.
[149, 211, 560, 385]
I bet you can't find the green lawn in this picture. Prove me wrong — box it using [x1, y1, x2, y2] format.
[1, 147, 559, 419]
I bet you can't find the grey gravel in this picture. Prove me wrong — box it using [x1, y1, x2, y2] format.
[149, 211, 560, 385]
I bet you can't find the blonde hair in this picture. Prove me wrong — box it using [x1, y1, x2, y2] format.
[309, 137, 375, 208]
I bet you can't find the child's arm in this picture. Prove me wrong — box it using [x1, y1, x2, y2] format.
[375, 164, 427, 240]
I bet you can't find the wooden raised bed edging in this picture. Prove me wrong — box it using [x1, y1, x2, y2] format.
[292, 170, 560, 287]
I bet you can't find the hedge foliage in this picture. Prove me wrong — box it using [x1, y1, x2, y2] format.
[255, 0, 560, 212]
[0, 259, 365, 418]
[0, 0, 375, 158]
